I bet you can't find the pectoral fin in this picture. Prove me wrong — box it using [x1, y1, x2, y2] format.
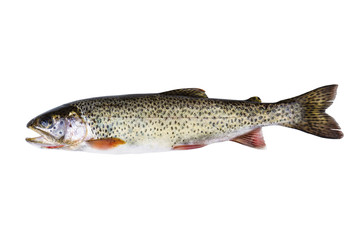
[86, 138, 126, 150]
[231, 128, 266, 149]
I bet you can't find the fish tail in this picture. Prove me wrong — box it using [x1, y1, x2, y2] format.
[278, 85, 343, 139]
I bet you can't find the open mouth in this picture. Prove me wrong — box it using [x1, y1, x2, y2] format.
[26, 126, 64, 149]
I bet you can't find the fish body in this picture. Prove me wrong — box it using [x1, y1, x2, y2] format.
[26, 85, 343, 154]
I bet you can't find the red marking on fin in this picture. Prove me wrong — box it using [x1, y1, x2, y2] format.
[87, 138, 126, 150]
[172, 144, 206, 150]
[43, 145, 64, 149]
[231, 128, 266, 149]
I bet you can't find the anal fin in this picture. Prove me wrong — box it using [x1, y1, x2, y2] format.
[231, 128, 266, 149]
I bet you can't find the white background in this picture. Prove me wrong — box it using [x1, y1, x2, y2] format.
[0, 1, 359, 239]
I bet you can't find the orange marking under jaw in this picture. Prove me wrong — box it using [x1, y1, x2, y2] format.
[86, 138, 126, 150]
[42, 145, 64, 149]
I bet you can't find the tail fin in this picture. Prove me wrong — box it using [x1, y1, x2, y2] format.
[279, 85, 343, 139]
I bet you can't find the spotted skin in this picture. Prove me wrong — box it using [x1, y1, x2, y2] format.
[70, 94, 301, 148]
[26, 86, 343, 153]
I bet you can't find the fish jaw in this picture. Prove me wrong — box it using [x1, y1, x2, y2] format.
[26, 125, 65, 149]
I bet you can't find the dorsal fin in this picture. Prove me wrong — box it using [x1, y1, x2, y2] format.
[160, 88, 208, 98]
[245, 96, 261, 103]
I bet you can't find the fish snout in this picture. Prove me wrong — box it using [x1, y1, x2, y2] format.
[27, 118, 36, 129]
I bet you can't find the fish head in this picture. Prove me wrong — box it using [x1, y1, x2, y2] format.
[26, 105, 87, 149]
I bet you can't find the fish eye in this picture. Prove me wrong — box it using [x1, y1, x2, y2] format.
[39, 116, 53, 128]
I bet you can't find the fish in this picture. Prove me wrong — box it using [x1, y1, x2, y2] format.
[26, 85, 343, 154]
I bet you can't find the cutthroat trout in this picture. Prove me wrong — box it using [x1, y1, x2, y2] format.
[26, 85, 343, 154]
